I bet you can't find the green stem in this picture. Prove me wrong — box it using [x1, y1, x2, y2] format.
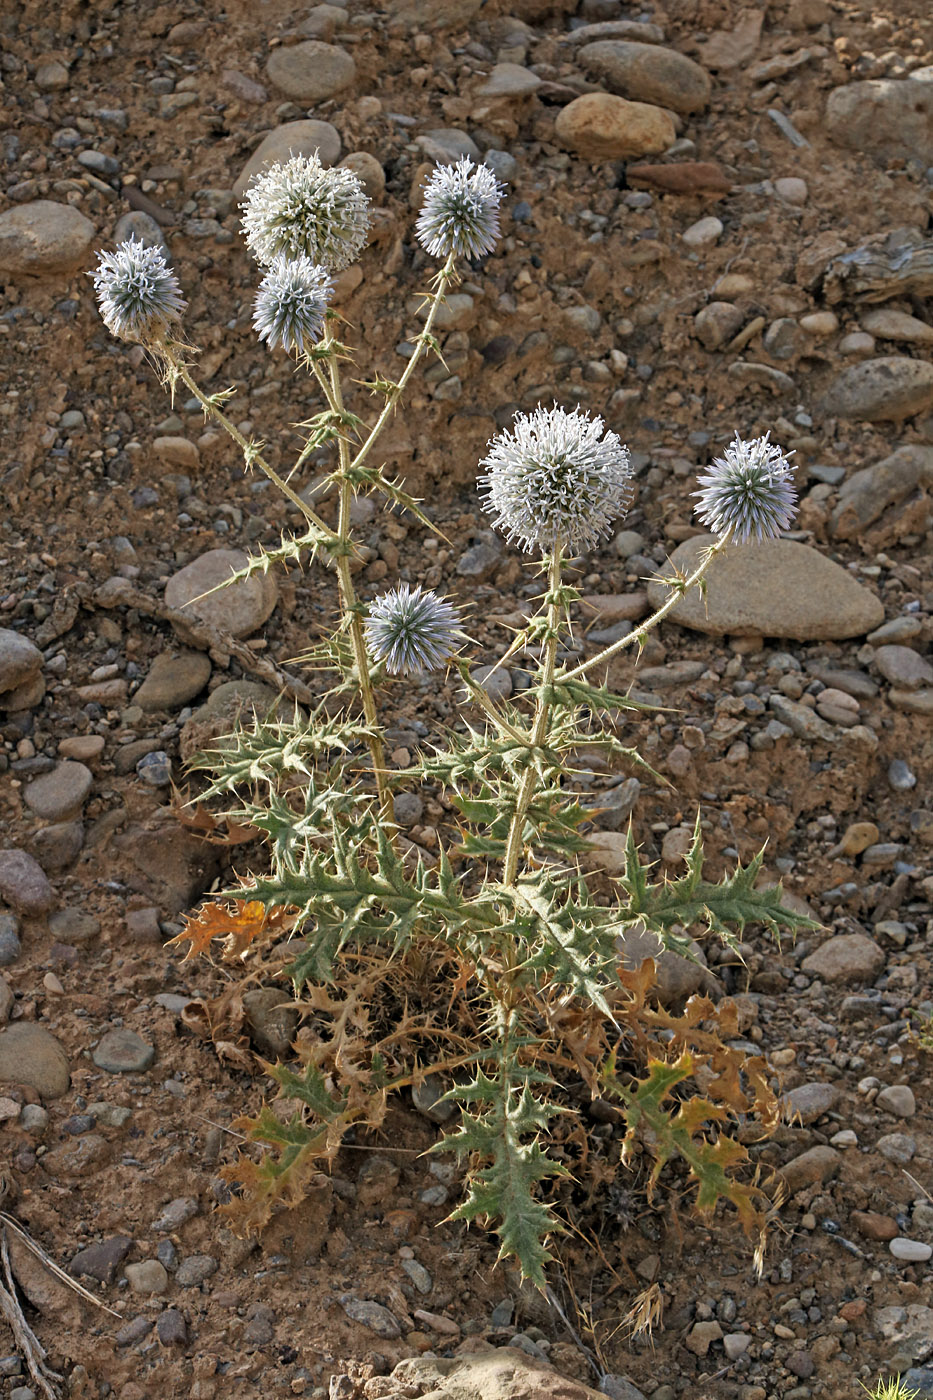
[502, 551, 564, 886]
[164, 347, 335, 541]
[557, 525, 735, 684]
[320, 323, 394, 832]
[349, 251, 457, 478]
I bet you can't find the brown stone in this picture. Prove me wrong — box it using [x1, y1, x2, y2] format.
[852, 1211, 898, 1242]
[627, 161, 732, 193]
[555, 93, 676, 161]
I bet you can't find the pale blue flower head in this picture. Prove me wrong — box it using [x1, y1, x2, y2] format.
[91, 238, 186, 343]
[253, 255, 333, 355]
[416, 157, 503, 261]
[241, 152, 371, 271]
[693, 433, 797, 542]
[479, 405, 633, 554]
[365, 584, 463, 676]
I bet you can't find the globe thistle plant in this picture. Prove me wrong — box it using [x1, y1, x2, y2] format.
[416, 157, 503, 261]
[241, 153, 372, 272]
[693, 433, 797, 542]
[91, 237, 186, 344]
[365, 584, 463, 676]
[479, 405, 633, 554]
[253, 255, 333, 356]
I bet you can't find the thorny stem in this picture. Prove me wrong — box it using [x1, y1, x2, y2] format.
[163, 346, 335, 542]
[349, 250, 457, 478]
[320, 321, 394, 832]
[502, 550, 564, 887]
[558, 525, 736, 684]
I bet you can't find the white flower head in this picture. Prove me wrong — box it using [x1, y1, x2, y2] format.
[693, 433, 797, 542]
[479, 405, 633, 555]
[91, 238, 186, 343]
[365, 584, 463, 676]
[415, 157, 503, 261]
[253, 255, 333, 355]
[240, 152, 371, 271]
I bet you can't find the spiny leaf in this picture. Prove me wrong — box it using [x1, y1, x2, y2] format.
[171, 899, 298, 962]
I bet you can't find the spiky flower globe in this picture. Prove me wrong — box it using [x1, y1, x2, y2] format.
[365, 584, 463, 676]
[479, 405, 633, 554]
[91, 238, 186, 343]
[415, 157, 503, 261]
[693, 433, 797, 542]
[241, 153, 371, 272]
[253, 255, 333, 356]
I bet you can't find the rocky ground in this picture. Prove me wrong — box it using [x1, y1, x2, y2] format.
[1, 0, 933, 1397]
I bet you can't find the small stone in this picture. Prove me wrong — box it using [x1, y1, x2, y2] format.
[92, 1028, 155, 1074]
[469, 664, 512, 702]
[18, 1104, 47, 1134]
[0, 850, 53, 916]
[475, 63, 541, 99]
[164, 549, 277, 639]
[124, 1260, 169, 1296]
[826, 77, 933, 162]
[266, 41, 355, 103]
[874, 646, 933, 691]
[836, 820, 880, 856]
[694, 302, 744, 350]
[125, 908, 162, 945]
[48, 909, 99, 943]
[0, 630, 43, 695]
[36, 60, 70, 91]
[0, 916, 20, 967]
[877, 1133, 916, 1165]
[801, 934, 885, 985]
[876, 1085, 916, 1118]
[890, 1238, 933, 1263]
[822, 357, 933, 423]
[153, 436, 200, 470]
[723, 1333, 752, 1359]
[787, 1353, 814, 1380]
[774, 176, 808, 204]
[136, 751, 173, 788]
[779, 1145, 840, 1193]
[578, 40, 711, 114]
[830, 445, 933, 541]
[58, 735, 105, 762]
[782, 1082, 840, 1125]
[243, 1303, 276, 1344]
[393, 792, 423, 828]
[852, 1210, 898, 1242]
[861, 308, 933, 346]
[175, 1254, 218, 1288]
[686, 1320, 722, 1357]
[682, 216, 723, 248]
[599, 1378, 648, 1400]
[24, 762, 93, 822]
[0, 201, 96, 278]
[338, 152, 385, 203]
[242, 987, 298, 1059]
[115, 1316, 153, 1347]
[357, 1156, 401, 1210]
[153, 1197, 199, 1233]
[157, 1309, 188, 1346]
[339, 1296, 401, 1338]
[69, 1236, 133, 1284]
[412, 1073, 455, 1123]
[0, 1024, 70, 1099]
[555, 93, 676, 160]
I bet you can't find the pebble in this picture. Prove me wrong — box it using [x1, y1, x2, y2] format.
[682, 216, 723, 248]
[826, 77, 933, 162]
[876, 1085, 916, 1118]
[554, 94, 676, 160]
[888, 760, 917, 790]
[24, 761, 93, 822]
[69, 1236, 132, 1284]
[823, 357, 933, 422]
[175, 1254, 218, 1287]
[233, 120, 342, 196]
[338, 152, 386, 202]
[779, 1145, 840, 1193]
[242, 987, 298, 1059]
[136, 751, 173, 787]
[646, 535, 883, 640]
[723, 1333, 752, 1359]
[694, 302, 744, 350]
[628, 160, 731, 193]
[801, 934, 885, 985]
[0, 630, 43, 696]
[0, 201, 96, 277]
[469, 664, 512, 702]
[874, 645, 933, 691]
[0, 914, 22, 967]
[0, 849, 53, 915]
[125, 1260, 169, 1295]
[58, 735, 105, 763]
[831, 445, 933, 540]
[48, 909, 99, 943]
[774, 176, 808, 204]
[339, 1296, 401, 1338]
[852, 1210, 898, 1241]
[153, 1197, 199, 1232]
[861, 308, 933, 346]
[876, 1133, 916, 1165]
[114, 210, 168, 251]
[393, 792, 423, 828]
[578, 40, 711, 113]
[835, 820, 879, 857]
[164, 548, 277, 639]
[475, 63, 541, 98]
[614, 921, 713, 1004]
[890, 1238, 933, 1263]
[92, 1028, 155, 1074]
[156, 1309, 188, 1346]
[265, 41, 354, 102]
[0, 1024, 70, 1099]
[686, 1320, 722, 1356]
[19, 1104, 47, 1134]
[411, 1073, 455, 1123]
[782, 1082, 840, 1124]
[401, 1258, 432, 1295]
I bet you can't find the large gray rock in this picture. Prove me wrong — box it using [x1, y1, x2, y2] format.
[133, 649, 211, 712]
[0, 629, 43, 695]
[646, 534, 884, 640]
[830, 446, 933, 540]
[801, 934, 885, 985]
[0, 1023, 70, 1099]
[0, 201, 95, 277]
[0, 848, 54, 916]
[826, 78, 933, 162]
[822, 357, 933, 422]
[24, 761, 93, 822]
[265, 41, 355, 103]
[578, 40, 711, 113]
[233, 120, 341, 197]
[164, 548, 277, 639]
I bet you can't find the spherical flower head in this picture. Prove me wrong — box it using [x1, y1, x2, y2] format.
[693, 433, 797, 542]
[240, 152, 371, 271]
[90, 237, 186, 343]
[365, 584, 463, 676]
[478, 405, 633, 555]
[415, 157, 503, 261]
[252, 255, 333, 355]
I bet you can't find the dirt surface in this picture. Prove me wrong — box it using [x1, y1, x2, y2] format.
[1, 0, 933, 1398]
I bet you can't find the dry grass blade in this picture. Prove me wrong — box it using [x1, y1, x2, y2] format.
[0, 1214, 121, 1318]
[0, 1230, 63, 1400]
[621, 1282, 664, 1345]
